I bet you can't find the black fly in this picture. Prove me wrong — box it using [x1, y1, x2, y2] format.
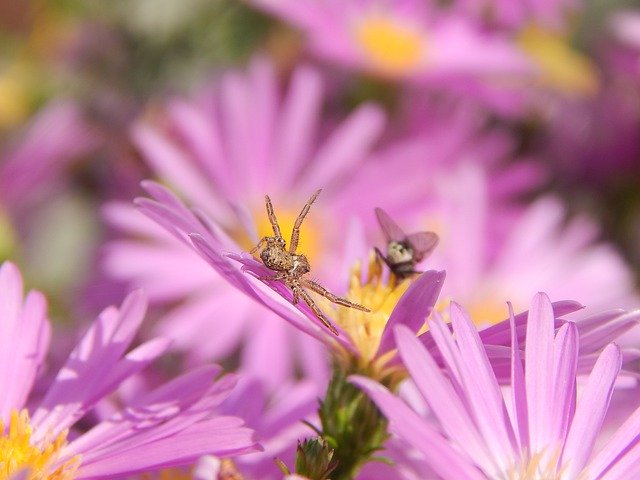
[374, 207, 439, 280]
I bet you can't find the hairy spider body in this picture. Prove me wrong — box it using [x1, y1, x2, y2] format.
[251, 189, 369, 336]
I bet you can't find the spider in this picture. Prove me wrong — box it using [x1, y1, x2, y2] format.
[250, 189, 370, 336]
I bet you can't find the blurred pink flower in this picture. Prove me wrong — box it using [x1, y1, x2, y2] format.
[352, 293, 640, 479]
[0, 261, 258, 478]
[0, 100, 99, 215]
[451, 0, 581, 30]
[353, 160, 638, 325]
[249, 0, 533, 83]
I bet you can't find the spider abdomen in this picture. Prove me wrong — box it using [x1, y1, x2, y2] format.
[261, 246, 294, 272]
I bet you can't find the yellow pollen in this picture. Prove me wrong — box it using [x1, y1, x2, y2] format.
[354, 15, 426, 75]
[505, 448, 564, 480]
[322, 252, 409, 369]
[517, 24, 599, 96]
[0, 409, 79, 480]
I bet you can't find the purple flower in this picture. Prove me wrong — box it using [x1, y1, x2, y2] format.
[352, 293, 640, 479]
[138, 179, 640, 380]
[104, 56, 389, 384]
[249, 0, 533, 83]
[134, 180, 443, 368]
[0, 261, 259, 478]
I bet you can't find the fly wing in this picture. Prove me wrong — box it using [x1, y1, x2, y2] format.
[406, 231, 439, 262]
[375, 207, 406, 242]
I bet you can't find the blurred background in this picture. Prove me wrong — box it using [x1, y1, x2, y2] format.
[1, 0, 640, 327]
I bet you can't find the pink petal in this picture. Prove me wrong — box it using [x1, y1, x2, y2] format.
[350, 376, 485, 480]
[562, 343, 622, 478]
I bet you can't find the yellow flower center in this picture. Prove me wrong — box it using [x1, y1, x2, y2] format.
[235, 203, 322, 264]
[517, 24, 599, 96]
[354, 15, 426, 75]
[318, 252, 409, 370]
[0, 409, 79, 480]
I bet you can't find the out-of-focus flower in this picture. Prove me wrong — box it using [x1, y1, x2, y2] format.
[0, 260, 259, 478]
[352, 293, 640, 479]
[423, 165, 638, 324]
[248, 0, 533, 83]
[104, 56, 389, 384]
[0, 100, 99, 214]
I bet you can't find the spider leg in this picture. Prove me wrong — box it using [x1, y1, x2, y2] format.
[292, 284, 339, 336]
[258, 271, 287, 282]
[302, 279, 370, 312]
[289, 189, 322, 254]
[250, 237, 267, 254]
[265, 195, 283, 239]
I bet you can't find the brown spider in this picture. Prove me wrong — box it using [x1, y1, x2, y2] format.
[250, 189, 370, 336]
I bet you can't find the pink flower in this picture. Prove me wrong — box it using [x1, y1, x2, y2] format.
[0, 261, 259, 478]
[104, 56, 388, 384]
[249, 0, 533, 83]
[0, 100, 98, 214]
[137, 182, 638, 381]
[352, 293, 640, 479]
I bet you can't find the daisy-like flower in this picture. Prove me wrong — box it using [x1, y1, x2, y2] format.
[248, 0, 533, 83]
[352, 293, 640, 479]
[104, 56, 389, 386]
[0, 260, 259, 479]
[352, 159, 638, 327]
[137, 181, 640, 380]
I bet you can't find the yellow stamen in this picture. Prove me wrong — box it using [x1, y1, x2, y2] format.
[316, 252, 410, 373]
[354, 15, 426, 75]
[518, 24, 599, 96]
[235, 203, 322, 263]
[0, 409, 79, 480]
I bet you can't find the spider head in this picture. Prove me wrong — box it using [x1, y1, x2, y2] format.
[291, 254, 311, 275]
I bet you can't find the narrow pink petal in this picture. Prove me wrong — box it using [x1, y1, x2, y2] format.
[246, 57, 278, 191]
[585, 404, 640, 479]
[597, 442, 640, 480]
[550, 322, 578, 446]
[297, 103, 386, 191]
[448, 303, 516, 470]
[478, 300, 583, 346]
[350, 376, 485, 480]
[32, 291, 148, 440]
[274, 64, 323, 186]
[0, 263, 50, 420]
[65, 366, 225, 455]
[395, 325, 494, 469]
[166, 99, 232, 190]
[219, 71, 252, 190]
[377, 270, 445, 356]
[74, 418, 259, 478]
[508, 303, 528, 452]
[562, 344, 622, 478]
[132, 124, 219, 209]
[578, 310, 640, 353]
[525, 293, 556, 454]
